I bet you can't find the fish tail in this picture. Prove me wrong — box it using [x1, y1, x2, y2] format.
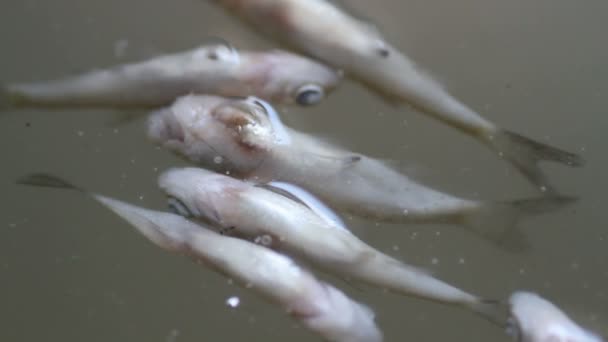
[487, 129, 584, 194]
[469, 298, 510, 327]
[463, 195, 578, 251]
[16, 173, 84, 192]
[16, 173, 189, 251]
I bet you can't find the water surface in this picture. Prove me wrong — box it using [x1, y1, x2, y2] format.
[1, 0, 606, 341]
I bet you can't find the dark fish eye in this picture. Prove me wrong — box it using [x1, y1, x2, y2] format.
[167, 196, 193, 218]
[295, 84, 325, 106]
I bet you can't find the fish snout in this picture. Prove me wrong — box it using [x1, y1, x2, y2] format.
[146, 108, 184, 143]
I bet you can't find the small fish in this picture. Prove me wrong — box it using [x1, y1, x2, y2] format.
[209, 0, 584, 193]
[507, 291, 605, 342]
[158, 166, 508, 326]
[1, 42, 339, 109]
[16, 173, 382, 342]
[147, 95, 577, 250]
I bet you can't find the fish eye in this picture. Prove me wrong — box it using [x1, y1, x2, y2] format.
[167, 196, 193, 218]
[294, 84, 325, 106]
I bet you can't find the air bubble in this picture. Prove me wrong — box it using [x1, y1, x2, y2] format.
[226, 296, 240, 308]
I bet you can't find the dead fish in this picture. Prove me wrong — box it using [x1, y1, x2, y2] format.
[0, 42, 339, 109]
[157, 166, 508, 326]
[16, 173, 382, 342]
[209, 0, 584, 193]
[147, 95, 577, 250]
[507, 291, 605, 342]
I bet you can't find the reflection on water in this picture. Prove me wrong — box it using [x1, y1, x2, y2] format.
[1, 0, 606, 341]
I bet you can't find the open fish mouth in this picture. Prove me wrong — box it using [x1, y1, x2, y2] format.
[219, 96, 291, 145]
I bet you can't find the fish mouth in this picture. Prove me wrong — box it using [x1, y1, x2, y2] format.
[217, 96, 291, 145]
[147, 109, 185, 143]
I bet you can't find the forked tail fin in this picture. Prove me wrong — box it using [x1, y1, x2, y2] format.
[16, 173, 192, 251]
[463, 195, 578, 251]
[488, 129, 584, 194]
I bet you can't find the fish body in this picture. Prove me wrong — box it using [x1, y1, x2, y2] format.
[2, 43, 339, 109]
[17, 174, 382, 342]
[147, 95, 576, 248]
[210, 0, 584, 192]
[508, 292, 604, 342]
[158, 167, 507, 325]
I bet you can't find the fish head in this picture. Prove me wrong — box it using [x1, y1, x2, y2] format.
[147, 95, 272, 176]
[242, 50, 341, 106]
[507, 292, 604, 342]
[158, 167, 250, 230]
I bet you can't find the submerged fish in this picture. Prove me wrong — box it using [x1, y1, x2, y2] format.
[209, 0, 584, 193]
[16, 173, 382, 342]
[507, 291, 605, 342]
[147, 95, 576, 249]
[0, 42, 339, 109]
[158, 166, 508, 326]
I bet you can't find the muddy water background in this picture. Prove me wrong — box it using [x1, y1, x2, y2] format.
[1, 0, 606, 341]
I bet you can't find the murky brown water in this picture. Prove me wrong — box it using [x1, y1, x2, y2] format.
[1, 0, 606, 341]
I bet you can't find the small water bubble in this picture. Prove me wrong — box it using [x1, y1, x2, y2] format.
[410, 232, 418, 240]
[570, 262, 580, 271]
[540, 186, 547, 192]
[431, 257, 439, 265]
[519, 268, 526, 275]
[392, 245, 400, 252]
[226, 296, 240, 308]
[435, 231, 441, 237]
[113, 128, 119, 134]
[153, 167, 159, 172]
[8, 223, 17, 228]
[130, 159, 136, 164]
[498, 151, 504, 158]
[213, 156, 223, 164]
[226, 278, 234, 286]
[76, 130, 85, 137]
[458, 257, 465, 264]
[402, 209, 409, 215]
[138, 195, 144, 201]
